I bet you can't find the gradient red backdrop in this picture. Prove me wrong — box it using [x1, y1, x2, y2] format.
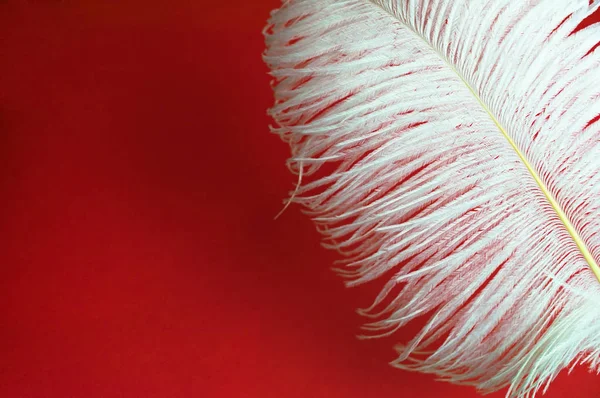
[1, 1, 599, 397]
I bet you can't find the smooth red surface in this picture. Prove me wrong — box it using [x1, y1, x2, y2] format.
[1, 2, 599, 397]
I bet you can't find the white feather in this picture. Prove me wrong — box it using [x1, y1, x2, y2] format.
[263, 0, 600, 396]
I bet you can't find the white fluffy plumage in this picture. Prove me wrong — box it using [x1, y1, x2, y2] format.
[263, 1, 600, 396]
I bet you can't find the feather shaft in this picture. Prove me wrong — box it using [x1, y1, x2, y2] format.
[371, 0, 600, 282]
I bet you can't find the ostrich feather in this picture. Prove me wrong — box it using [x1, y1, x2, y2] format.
[263, 0, 600, 396]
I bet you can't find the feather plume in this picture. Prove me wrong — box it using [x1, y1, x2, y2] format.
[263, 0, 600, 396]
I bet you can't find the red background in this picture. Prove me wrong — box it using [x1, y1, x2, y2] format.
[1, 1, 599, 397]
